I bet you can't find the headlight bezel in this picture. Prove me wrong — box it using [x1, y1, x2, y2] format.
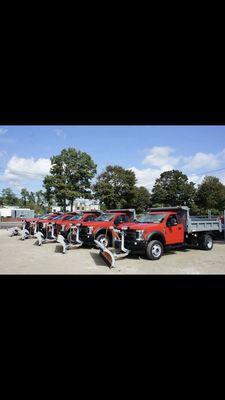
[136, 230, 145, 240]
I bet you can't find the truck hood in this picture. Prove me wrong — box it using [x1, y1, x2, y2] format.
[118, 222, 160, 230]
[80, 221, 110, 228]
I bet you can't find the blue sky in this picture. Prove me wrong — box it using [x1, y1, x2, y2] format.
[0, 125, 225, 196]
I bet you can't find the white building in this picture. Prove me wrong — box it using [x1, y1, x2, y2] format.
[51, 198, 100, 212]
[0, 206, 34, 218]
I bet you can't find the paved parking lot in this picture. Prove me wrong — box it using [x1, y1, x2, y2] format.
[0, 229, 225, 274]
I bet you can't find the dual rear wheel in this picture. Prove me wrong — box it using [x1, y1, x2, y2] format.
[198, 234, 213, 250]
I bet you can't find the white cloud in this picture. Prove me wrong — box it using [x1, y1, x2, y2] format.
[183, 152, 221, 171]
[130, 166, 173, 191]
[0, 128, 8, 135]
[0, 156, 51, 182]
[53, 128, 66, 139]
[130, 146, 225, 191]
[143, 146, 180, 167]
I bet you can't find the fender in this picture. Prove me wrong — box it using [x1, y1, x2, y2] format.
[146, 230, 166, 245]
[94, 228, 112, 238]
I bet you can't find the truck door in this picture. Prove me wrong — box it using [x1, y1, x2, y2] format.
[165, 214, 184, 245]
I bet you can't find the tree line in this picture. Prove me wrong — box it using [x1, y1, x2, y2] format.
[0, 188, 47, 214]
[1, 147, 225, 215]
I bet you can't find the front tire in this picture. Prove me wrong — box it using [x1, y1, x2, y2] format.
[146, 240, 163, 260]
[96, 234, 111, 248]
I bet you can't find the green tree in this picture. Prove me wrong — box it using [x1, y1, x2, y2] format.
[131, 186, 152, 214]
[35, 190, 45, 207]
[1, 188, 18, 205]
[93, 165, 136, 209]
[43, 148, 97, 211]
[195, 176, 225, 214]
[43, 176, 55, 208]
[20, 188, 30, 206]
[151, 170, 196, 207]
[28, 191, 36, 204]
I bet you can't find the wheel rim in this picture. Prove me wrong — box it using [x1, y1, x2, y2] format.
[100, 237, 108, 247]
[152, 244, 162, 257]
[207, 238, 213, 249]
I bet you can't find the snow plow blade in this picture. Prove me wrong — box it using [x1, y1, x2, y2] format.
[34, 231, 45, 246]
[94, 239, 116, 268]
[8, 227, 21, 237]
[56, 234, 83, 254]
[94, 229, 130, 268]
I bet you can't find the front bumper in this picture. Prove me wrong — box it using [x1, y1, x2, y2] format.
[114, 238, 146, 253]
[123, 239, 146, 253]
[78, 228, 95, 246]
[80, 234, 95, 246]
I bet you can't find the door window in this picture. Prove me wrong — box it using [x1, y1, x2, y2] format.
[167, 215, 178, 226]
[114, 215, 129, 224]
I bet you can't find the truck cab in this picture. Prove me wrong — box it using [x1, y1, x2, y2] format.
[118, 211, 184, 253]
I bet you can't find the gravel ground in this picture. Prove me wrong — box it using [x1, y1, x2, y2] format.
[0, 229, 225, 274]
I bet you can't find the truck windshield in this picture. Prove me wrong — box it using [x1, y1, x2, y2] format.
[38, 214, 49, 219]
[69, 214, 83, 220]
[95, 213, 114, 221]
[40, 215, 55, 220]
[52, 215, 65, 220]
[136, 213, 166, 223]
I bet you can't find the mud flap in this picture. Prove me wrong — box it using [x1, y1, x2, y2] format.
[94, 239, 116, 268]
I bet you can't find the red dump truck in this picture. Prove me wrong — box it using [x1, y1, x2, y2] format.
[96, 206, 222, 268]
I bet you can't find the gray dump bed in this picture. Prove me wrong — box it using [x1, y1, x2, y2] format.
[187, 218, 222, 234]
[150, 206, 222, 234]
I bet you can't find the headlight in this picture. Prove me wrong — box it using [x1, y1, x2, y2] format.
[136, 230, 145, 240]
[88, 226, 93, 234]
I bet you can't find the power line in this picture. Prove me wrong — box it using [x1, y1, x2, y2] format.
[192, 167, 225, 176]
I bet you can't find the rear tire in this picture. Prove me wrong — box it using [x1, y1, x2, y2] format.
[199, 234, 213, 250]
[146, 240, 163, 260]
